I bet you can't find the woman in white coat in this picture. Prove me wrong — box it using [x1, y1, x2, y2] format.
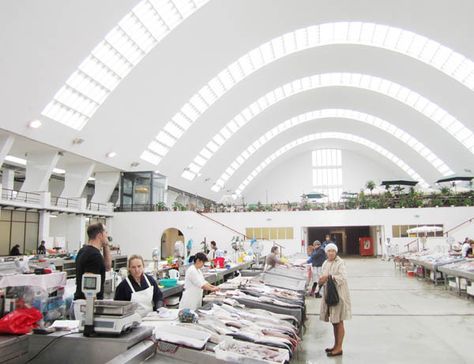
[179, 252, 219, 311]
[318, 243, 352, 357]
[114, 255, 163, 317]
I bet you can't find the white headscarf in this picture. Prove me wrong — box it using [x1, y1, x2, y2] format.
[325, 243, 338, 253]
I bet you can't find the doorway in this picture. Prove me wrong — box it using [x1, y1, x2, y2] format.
[307, 226, 371, 255]
[160, 228, 184, 260]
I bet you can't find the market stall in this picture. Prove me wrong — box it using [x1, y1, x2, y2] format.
[438, 259, 474, 296]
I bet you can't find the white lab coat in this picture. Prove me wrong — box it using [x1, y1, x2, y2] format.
[179, 265, 207, 311]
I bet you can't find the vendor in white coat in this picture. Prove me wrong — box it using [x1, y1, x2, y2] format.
[179, 252, 219, 311]
[114, 255, 163, 317]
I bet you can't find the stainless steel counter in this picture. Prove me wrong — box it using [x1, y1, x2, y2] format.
[27, 326, 153, 364]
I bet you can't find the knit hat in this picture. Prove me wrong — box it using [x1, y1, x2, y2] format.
[325, 243, 338, 253]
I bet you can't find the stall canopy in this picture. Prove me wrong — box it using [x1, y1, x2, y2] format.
[406, 226, 443, 234]
[435, 176, 473, 183]
[381, 180, 419, 187]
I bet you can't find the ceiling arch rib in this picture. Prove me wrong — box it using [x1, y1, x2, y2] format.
[143, 22, 474, 166]
[40, 0, 210, 130]
[181, 73, 474, 181]
[234, 132, 429, 197]
[211, 108, 454, 193]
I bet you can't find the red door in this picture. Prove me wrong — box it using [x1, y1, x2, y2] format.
[359, 237, 374, 256]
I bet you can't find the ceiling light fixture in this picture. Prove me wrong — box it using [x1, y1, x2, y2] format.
[106, 152, 117, 158]
[72, 138, 84, 145]
[130, 162, 140, 167]
[28, 120, 42, 128]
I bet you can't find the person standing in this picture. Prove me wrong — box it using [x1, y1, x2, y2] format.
[322, 234, 334, 249]
[307, 240, 326, 297]
[265, 246, 285, 271]
[462, 237, 471, 258]
[114, 255, 163, 317]
[37, 240, 47, 255]
[9, 244, 21, 256]
[207, 241, 217, 261]
[74, 223, 112, 300]
[319, 243, 351, 357]
[179, 252, 219, 310]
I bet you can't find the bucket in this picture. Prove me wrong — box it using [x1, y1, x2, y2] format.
[168, 269, 179, 279]
[214, 257, 225, 268]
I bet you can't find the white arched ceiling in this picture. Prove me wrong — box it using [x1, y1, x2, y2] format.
[234, 132, 429, 196]
[143, 22, 474, 166]
[180, 73, 474, 181]
[40, 0, 210, 130]
[211, 109, 454, 192]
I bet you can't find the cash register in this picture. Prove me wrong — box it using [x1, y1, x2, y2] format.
[78, 273, 141, 336]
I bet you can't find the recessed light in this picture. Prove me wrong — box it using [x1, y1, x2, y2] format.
[72, 138, 84, 145]
[28, 120, 42, 128]
[106, 152, 117, 158]
[130, 162, 140, 167]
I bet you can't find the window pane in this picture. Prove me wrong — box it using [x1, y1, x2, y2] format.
[270, 228, 278, 239]
[286, 227, 294, 239]
[277, 227, 286, 239]
[262, 228, 270, 239]
[0, 221, 11, 255]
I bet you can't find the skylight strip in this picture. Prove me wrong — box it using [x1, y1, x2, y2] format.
[193, 73, 465, 184]
[234, 132, 428, 196]
[140, 150, 161, 165]
[151, 22, 474, 166]
[211, 108, 452, 192]
[43, 0, 209, 130]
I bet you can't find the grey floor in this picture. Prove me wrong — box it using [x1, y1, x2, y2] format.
[296, 258, 474, 364]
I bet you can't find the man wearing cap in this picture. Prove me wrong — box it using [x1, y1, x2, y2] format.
[307, 240, 326, 297]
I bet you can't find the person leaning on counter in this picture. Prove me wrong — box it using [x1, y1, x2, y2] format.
[114, 254, 163, 317]
[179, 252, 219, 311]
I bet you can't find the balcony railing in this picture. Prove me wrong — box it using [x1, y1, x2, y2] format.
[51, 196, 80, 209]
[1, 188, 41, 204]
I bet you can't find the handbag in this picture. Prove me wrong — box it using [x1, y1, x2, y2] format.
[325, 275, 340, 306]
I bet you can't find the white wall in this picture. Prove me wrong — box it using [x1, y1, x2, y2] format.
[111, 207, 474, 260]
[244, 147, 400, 204]
[49, 215, 86, 251]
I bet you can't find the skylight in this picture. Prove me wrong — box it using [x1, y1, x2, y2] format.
[211, 108, 453, 191]
[41, 0, 209, 130]
[233, 132, 429, 196]
[185, 72, 471, 181]
[144, 22, 474, 166]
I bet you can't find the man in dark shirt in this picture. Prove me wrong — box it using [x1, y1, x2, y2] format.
[307, 240, 326, 297]
[74, 223, 112, 300]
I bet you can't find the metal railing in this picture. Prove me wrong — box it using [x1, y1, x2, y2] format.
[51, 196, 80, 209]
[88, 202, 113, 213]
[0, 188, 41, 204]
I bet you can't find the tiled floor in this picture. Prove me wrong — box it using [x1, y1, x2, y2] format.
[296, 257, 474, 364]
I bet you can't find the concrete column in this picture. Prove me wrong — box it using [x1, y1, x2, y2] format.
[60, 162, 95, 198]
[0, 135, 14, 168]
[38, 211, 51, 244]
[91, 172, 119, 204]
[20, 151, 60, 192]
[2, 168, 15, 190]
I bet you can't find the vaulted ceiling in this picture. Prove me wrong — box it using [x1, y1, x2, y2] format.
[1, 0, 474, 201]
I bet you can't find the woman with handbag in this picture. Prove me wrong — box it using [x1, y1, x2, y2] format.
[318, 243, 352, 357]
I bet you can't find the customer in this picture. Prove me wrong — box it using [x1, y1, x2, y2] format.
[466, 239, 474, 258]
[74, 223, 112, 300]
[462, 237, 471, 258]
[9, 244, 21, 256]
[265, 246, 285, 270]
[114, 255, 163, 316]
[37, 240, 47, 255]
[319, 243, 351, 357]
[179, 252, 219, 310]
[307, 240, 326, 298]
[207, 241, 218, 261]
[322, 234, 334, 249]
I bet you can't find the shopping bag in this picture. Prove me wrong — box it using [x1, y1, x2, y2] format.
[325, 276, 340, 307]
[0, 308, 43, 334]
